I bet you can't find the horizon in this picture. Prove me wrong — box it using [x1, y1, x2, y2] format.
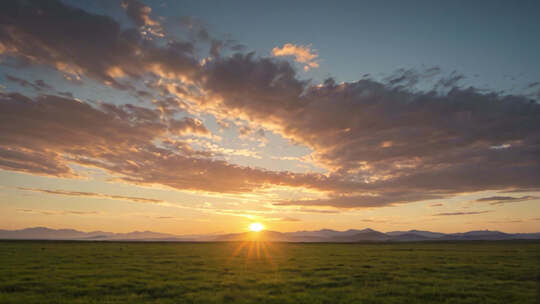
[1, 0, 540, 235]
[2, 225, 539, 236]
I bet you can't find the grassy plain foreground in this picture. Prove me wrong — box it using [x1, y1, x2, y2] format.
[0, 241, 538, 303]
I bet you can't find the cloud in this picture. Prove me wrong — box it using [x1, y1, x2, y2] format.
[5, 74, 52, 91]
[384, 67, 442, 89]
[435, 71, 465, 89]
[0, 0, 539, 209]
[283, 208, 340, 214]
[0, 92, 167, 176]
[122, 0, 157, 27]
[277, 216, 301, 222]
[0, 93, 361, 194]
[271, 43, 319, 71]
[17, 208, 100, 216]
[433, 211, 491, 216]
[475, 195, 538, 205]
[121, 0, 163, 37]
[237, 125, 268, 146]
[275, 192, 445, 208]
[0, 145, 74, 177]
[18, 187, 166, 204]
[360, 218, 387, 223]
[486, 219, 523, 224]
[527, 82, 540, 89]
[201, 53, 540, 206]
[169, 117, 210, 136]
[0, 0, 199, 88]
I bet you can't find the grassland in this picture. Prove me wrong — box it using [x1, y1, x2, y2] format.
[0, 241, 538, 303]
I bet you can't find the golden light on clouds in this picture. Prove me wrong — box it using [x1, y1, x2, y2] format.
[271, 43, 319, 71]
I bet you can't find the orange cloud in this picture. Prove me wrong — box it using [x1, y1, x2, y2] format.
[18, 187, 165, 204]
[272, 43, 319, 71]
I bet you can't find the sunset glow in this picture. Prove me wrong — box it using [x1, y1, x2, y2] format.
[2, 2, 539, 304]
[249, 223, 264, 232]
[0, 0, 539, 237]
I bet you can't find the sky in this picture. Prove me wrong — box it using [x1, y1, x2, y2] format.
[0, 0, 539, 234]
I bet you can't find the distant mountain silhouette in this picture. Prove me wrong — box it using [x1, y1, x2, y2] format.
[286, 229, 366, 239]
[386, 230, 446, 239]
[441, 230, 513, 241]
[328, 229, 390, 242]
[0, 227, 191, 241]
[1, 227, 539, 242]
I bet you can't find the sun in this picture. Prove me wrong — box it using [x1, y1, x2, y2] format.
[249, 222, 264, 232]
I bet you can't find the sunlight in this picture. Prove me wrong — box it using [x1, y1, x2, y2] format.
[249, 222, 264, 232]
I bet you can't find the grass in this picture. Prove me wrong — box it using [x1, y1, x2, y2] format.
[0, 241, 538, 303]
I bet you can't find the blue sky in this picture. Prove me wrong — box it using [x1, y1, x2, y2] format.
[155, 0, 540, 89]
[61, 0, 540, 90]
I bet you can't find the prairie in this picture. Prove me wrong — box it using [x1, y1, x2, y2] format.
[0, 241, 538, 303]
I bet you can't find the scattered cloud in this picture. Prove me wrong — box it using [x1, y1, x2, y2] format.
[435, 71, 465, 89]
[5, 74, 52, 91]
[277, 216, 301, 222]
[360, 218, 387, 223]
[433, 211, 491, 216]
[155, 216, 177, 219]
[169, 117, 210, 136]
[384, 67, 442, 89]
[475, 195, 538, 205]
[121, 0, 164, 37]
[18, 187, 166, 204]
[486, 219, 523, 224]
[297, 208, 340, 214]
[275, 192, 446, 209]
[527, 82, 540, 89]
[272, 43, 319, 71]
[17, 208, 100, 216]
[237, 125, 268, 146]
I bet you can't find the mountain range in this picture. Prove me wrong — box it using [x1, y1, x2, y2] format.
[1, 227, 539, 242]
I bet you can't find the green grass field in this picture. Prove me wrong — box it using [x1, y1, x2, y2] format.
[0, 241, 538, 303]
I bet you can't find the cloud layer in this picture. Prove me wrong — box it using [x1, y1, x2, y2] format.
[1, 0, 539, 209]
[0, 93, 358, 193]
[18, 187, 165, 204]
[476, 195, 538, 205]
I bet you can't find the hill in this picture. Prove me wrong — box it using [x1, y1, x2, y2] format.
[2, 227, 539, 242]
